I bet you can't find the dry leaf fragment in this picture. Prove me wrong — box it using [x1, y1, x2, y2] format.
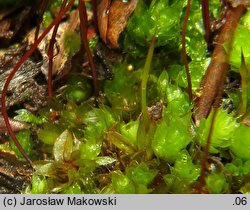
[228, 0, 250, 8]
[98, 0, 138, 48]
[97, 0, 110, 44]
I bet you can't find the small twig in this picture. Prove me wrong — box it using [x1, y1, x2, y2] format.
[201, 0, 212, 45]
[34, 0, 50, 42]
[181, 0, 193, 102]
[91, 0, 98, 32]
[47, 0, 68, 98]
[79, 0, 99, 97]
[194, 5, 246, 123]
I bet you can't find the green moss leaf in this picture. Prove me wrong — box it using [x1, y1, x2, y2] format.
[30, 175, 47, 194]
[163, 174, 192, 193]
[225, 162, 240, 176]
[106, 131, 137, 154]
[84, 106, 117, 141]
[63, 182, 82, 194]
[152, 112, 192, 163]
[65, 75, 92, 103]
[126, 0, 184, 47]
[38, 123, 63, 145]
[240, 183, 250, 194]
[9, 130, 33, 159]
[126, 162, 158, 187]
[79, 141, 102, 160]
[64, 30, 81, 58]
[53, 129, 73, 162]
[197, 109, 239, 153]
[206, 173, 228, 194]
[171, 150, 200, 184]
[120, 120, 139, 147]
[14, 109, 47, 125]
[229, 11, 250, 70]
[112, 171, 136, 194]
[231, 124, 250, 160]
[157, 71, 191, 116]
[104, 63, 141, 117]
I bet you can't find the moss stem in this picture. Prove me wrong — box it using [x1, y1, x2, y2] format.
[141, 36, 156, 117]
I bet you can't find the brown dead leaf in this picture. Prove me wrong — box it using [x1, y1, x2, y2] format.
[228, 0, 250, 8]
[97, 0, 110, 44]
[27, 10, 80, 77]
[0, 150, 32, 193]
[0, 7, 34, 44]
[98, 0, 138, 48]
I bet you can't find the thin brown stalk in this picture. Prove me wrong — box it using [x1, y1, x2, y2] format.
[79, 0, 99, 97]
[47, 0, 68, 98]
[182, 0, 193, 102]
[35, 0, 50, 42]
[194, 5, 246, 123]
[1, 0, 75, 164]
[91, 0, 98, 32]
[201, 0, 212, 45]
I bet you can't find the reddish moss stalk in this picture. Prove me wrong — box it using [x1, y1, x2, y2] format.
[35, 0, 50, 41]
[182, 0, 193, 102]
[91, 0, 98, 32]
[79, 0, 99, 97]
[47, 0, 68, 98]
[201, 0, 212, 45]
[1, 0, 75, 164]
[194, 5, 246, 123]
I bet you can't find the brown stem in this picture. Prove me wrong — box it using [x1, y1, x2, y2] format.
[194, 5, 246, 123]
[182, 0, 193, 102]
[91, 0, 98, 32]
[79, 0, 99, 97]
[1, 0, 75, 164]
[201, 0, 212, 45]
[47, 0, 68, 98]
[35, 0, 50, 42]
